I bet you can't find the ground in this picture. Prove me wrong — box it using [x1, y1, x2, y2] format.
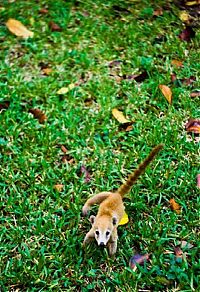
[0, 0, 199, 291]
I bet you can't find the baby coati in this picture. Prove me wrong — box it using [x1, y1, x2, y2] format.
[82, 144, 163, 255]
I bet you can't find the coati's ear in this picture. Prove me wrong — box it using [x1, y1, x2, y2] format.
[89, 215, 95, 224]
[112, 216, 117, 225]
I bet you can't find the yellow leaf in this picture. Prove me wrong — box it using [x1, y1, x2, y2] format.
[42, 68, 52, 75]
[179, 11, 190, 22]
[112, 108, 130, 124]
[169, 198, 181, 214]
[5, 18, 33, 38]
[119, 211, 129, 225]
[57, 84, 75, 94]
[171, 59, 183, 67]
[186, 0, 199, 5]
[159, 85, 172, 104]
[54, 184, 64, 192]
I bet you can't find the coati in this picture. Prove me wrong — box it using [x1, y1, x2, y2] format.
[82, 144, 163, 255]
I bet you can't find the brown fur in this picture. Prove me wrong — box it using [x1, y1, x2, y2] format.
[82, 144, 163, 255]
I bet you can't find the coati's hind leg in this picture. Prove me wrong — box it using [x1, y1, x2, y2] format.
[82, 192, 112, 216]
[108, 228, 118, 255]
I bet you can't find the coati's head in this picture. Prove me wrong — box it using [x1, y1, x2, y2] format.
[89, 214, 117, 247]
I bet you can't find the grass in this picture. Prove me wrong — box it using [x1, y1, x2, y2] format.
[0, 0, 200, 290]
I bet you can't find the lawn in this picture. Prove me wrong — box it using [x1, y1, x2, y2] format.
[0, 0, 200, 291]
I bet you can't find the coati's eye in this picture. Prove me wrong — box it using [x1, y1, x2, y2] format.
[106, 231, 110, 237]
[95, 230, 99, 236]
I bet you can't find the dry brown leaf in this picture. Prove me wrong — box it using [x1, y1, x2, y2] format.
[129, 254, 150, 271]
[125, 125, 133, 132]
[61, 153, 74, 164]
[179, 26, 195, 42]
[174, 246, 184, 259]
[125, 71, 148, 82]
[197, 174, 200, 188]
[0, 100, 10, 111]
[112, 108, 130, 124]
[177, 240, 194, 249]
[49, 21, 62, 32]
[153, 8, 163, 16]
[169, 198, 181, 214]
[61, 145, 68, 153]
[39, 8, 49, 14]
[190, 91, 200, 98]
[171, 59, 184, 68]
[29, 108, 47, 124]
[186, 126, 200, 134]
[54, 184, 64, 192]
[171, 73, 177, 83]
[159, 85, 172, 104]
[185, 119, 200, 134]
[6, 18, 34, 38]
[42, 68, 52, 75]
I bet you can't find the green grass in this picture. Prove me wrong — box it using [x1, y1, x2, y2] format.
[0, 0, 200, 291]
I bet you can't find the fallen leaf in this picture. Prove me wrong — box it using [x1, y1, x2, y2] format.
[190, 91, 200, 98]
[57, 84, 75, 95]
[177, 240, 194, 249]
[112, 108, 130, 124]
[0, 100, 10, 111]
[174, 246, 183, 259]
[61, 155, 74, 164]
[80, 165, 91, 183]
[171, 75, 196, 87]
[171, 73, 177, 83]
[185, 118, 200, 134]
[156, 276, 171, 285]
[125, 71, 148, 82]
[6, 18, 34, 38]
[179, 11, 190, 22]
[42, 68, 52, 75]
[171, 59, 183, 67]
[169, 198, 181, 214]
[29, 108, 47, 124]
[153, 8, 163, 16]
[49, 21, 62, 32]
[186, 0, 200, 5]
[197, 174, 200, 188]
[181, 76, 196, 85]
[54, 184, 64, 192]
[108, 60, 122, 68]
[186, 126, 200, 134]
[159, 85, 172, 104]
[61, 145, 68, 153]
[39, 8, 49, 14]
[129, 254, 150, 270]
[119, 211, 129, 225]
[125, 125, 133, 132]
[179, 26, 195, 42]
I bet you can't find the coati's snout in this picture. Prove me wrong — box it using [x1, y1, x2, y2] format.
[89, 214, 117, 246]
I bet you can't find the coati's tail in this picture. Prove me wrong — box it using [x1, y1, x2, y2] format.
[117, 144, 164, 197]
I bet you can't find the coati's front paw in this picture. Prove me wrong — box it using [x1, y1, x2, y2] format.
[108, 241, 117, 256]
[82, 204, 90, 216]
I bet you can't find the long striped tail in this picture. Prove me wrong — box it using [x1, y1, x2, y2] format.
[117, 144, 163, 197]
